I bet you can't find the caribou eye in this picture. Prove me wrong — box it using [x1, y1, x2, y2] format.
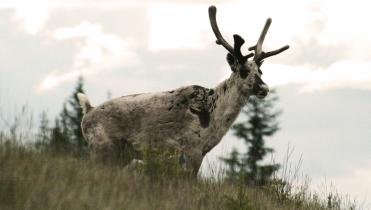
[258, 69, 263, 75]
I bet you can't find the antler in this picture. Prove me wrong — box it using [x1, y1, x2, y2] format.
[208, 6, 253, 63]
[249, 18, 289, 63]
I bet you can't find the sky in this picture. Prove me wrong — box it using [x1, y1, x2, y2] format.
[0, 0, 370, 206]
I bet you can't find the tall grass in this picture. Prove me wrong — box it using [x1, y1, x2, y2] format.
[1, 137, 362, 210]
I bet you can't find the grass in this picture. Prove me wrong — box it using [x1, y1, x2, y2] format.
[0, 136, 361, 210]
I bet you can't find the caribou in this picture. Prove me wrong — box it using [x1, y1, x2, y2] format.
[77, 5, 289, 174]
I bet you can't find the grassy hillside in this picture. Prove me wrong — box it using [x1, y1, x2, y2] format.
[0, 137, 358, 210]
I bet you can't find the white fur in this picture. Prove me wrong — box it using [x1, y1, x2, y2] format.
[77, 93, 92, 114]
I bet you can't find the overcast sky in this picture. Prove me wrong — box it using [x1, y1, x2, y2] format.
[0, 0, 370, 205]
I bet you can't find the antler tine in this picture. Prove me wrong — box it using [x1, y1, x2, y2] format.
[249, 18, 271, 61]
[208, 6, 234, 55]
[249, 18, 290, 62]
[261, 45, 289, 59]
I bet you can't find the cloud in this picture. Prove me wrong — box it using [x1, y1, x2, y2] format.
[38, 21, 138, 91]
[263, 60, 371, 93]
[311, 165, 371, 203]
[0, 0, 233, 8]
[331, 167, 371, 202]
[6, 0, 370, 94]
[38, 71, 80, 91]
[147, 3, 210, 51]
[12, 4, 49, 35]
[145, 1, 322, 53]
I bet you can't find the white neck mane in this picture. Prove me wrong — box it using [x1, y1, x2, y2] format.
[208, 73, 251, 140]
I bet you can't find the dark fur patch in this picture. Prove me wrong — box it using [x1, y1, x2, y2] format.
[223, 83, 228, 93]
[226, 53, 236, 72]
[198, 110, 210, 128]
[176, 85, 214, 128]
[190, 108, 210, 128]
[208, 89, 214, 95]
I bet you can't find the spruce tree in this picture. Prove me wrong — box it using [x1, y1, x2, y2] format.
[223, 90, 281, 186]
[35, 111, 51, 151]
[66, 76, 86, 151]
[35, 111, 71, 155]
[49, 119, 71, 154]
[220, 149, 242, 181]
[54, 76, 88, 156]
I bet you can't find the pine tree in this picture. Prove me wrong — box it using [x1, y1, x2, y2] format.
[35, 111, 51, 150]
[35, 111, 71, 155]
[223, 90, 281, 186]
[59, 103, 71, 138]
[220, 149, 242, 181]
[49, 119, 71, 154]
[66, 76, 86, 151]
[55, 76, 88, 156]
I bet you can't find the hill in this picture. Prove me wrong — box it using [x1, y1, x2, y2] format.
[0, 137, 357, 210]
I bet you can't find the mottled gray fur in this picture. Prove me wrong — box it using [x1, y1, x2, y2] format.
[78, 61, 268, 173]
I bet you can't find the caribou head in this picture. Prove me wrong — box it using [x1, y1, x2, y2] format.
[209, 6, 289, 99]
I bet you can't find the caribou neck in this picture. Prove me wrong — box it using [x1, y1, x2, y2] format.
[210, 72, 251, 135]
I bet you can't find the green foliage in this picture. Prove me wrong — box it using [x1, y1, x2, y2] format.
[224, 90, 281, 186]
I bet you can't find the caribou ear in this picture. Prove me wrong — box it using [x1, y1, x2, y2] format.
[226, 53, 237, 72]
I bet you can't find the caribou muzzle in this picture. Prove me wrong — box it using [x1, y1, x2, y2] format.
[256, 84, 269, 99]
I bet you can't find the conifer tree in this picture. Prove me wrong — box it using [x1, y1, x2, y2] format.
[35, 111, 71, 155]
[55, 76, 88, 155]
[66, 76, 86, 151]
[49, 119, 71, 154]
[220, 149, 242, 181]
[223, 90, 281, 186]
[35, 111, 51, 150]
